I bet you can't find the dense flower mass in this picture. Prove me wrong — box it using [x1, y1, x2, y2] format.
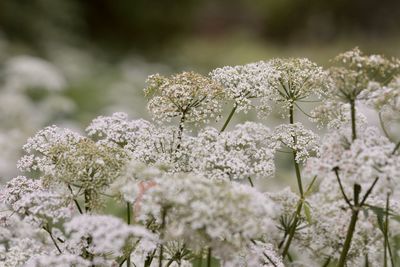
[210, 61, 274, 114]
[2, 48, 400, 267]
[145, 71, 224, 125]
[187, 122, 277, 180]
[136, 173, 279, 261]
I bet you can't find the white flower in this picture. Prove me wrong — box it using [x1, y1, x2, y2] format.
[210, 61, 273, 114]
[267, 58, 331, 110]
[305, 126, 396, 197]
[145, 72, 224, 124]
[0, 176, 73, 226]
[223, 241, 284, 267]
[273, 122, 319, 163]
[64, 214, 157, 258]
[188, 122, 277, 180]
[138, 173, 278, 261]
[23, 253, 91, 267]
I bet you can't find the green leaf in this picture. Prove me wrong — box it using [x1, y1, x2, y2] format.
[366, 205, 385, 231]
[303, 202, 312, 224]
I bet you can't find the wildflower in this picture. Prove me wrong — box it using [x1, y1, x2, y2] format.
[273, 122, 319, 163]
[138, 173, 278, 261]
[188, 122, 277, 180]
[145, 71, 224, 125]
[210, 61, 273, 114]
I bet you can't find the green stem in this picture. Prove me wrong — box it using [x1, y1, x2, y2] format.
[293, 152, 304, 197]
[282, 201, 303, 258]
[43, 225, 62, 254]
[67, 184, 83, 214]
[158, 209, 167, 267]
[350, 98, 357, 140]
[247, 177, 254, 187]
[282, 103, 305, 258]
[207, 248, 212, 267]
[289, 103, 294, 124]
[384, 193, 392, 267]
[220, 105, 237, 132]
[392, 141, 400, 155]
[176, 112, 186, 149]
[127, 202, 131, 267]
[322, 257, 331, 267]
[337, 209, 359, 267]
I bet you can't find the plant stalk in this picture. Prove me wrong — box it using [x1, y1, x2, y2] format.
[220, 105, 237, 132]
[350, 98, 357, 140]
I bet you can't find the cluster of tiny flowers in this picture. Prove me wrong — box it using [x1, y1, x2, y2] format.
[64, 215, 157, 264]
[305, 126, 397, 196]
[18, 125, 127, 209]
[224, 241, 284, 267]
[210, 58, 331, 117]
[266, 58, 331, 111]
[3, 49, 400, 267]
[145, 72, 224, 125]
[324, 47, 400, 103]
[187, 122, 277, 180]
[297, 194, 384, 266]
[87, 112, 191, 172]
[273, 122, 320, 163]
[363, 78, 400, 119]
[137, 173, 278, 261]
[210, 61, 274, 114]
[0, 176, 73, 226]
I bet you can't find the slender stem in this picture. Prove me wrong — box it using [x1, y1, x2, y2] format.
[360, 177, 379, 206]
[334, 168, 353, 208]
[176, 112, 186, 149]
[43, 225, 62, 254]
[293, 152, 304, 197]
[383, 193, 391, 267]
[67, 185, 83, 214]
[251, 239, 278, 267]
[337, 209, 359, 267]
[206, 248, 212, 267]
[289, 103, 304, 197]
[282, 103, 305, 258]
[337, 180, 377, 267]
[127, 202, 131, 267]
[282, 201, 303, 258]
[145, 249, 157, 267]
[127, 202, 131, 224]
[350, 98, 357, 140]
[289, 103, 294, 124]
[158, 209, 167, 267]
[392, 141, 400, 155]
[322, 257, 331, 267]
[220, 105, 237, 133]
[247, 177, 254, 187]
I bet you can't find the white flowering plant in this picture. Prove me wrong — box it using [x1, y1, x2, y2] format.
[1, 48, 400, 267]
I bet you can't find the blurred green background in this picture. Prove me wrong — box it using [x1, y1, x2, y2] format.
[0, 0, 399, 179]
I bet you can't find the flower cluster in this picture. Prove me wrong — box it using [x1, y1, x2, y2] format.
[273, 122, 319, 163]
[210, 61, 273, 114]
[137, 172, 279, 261]
[2, 49, 400, 267]
[267, 58, 331, 110]
[145, 72, 224, 125]
[188, 122, 277, 180]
